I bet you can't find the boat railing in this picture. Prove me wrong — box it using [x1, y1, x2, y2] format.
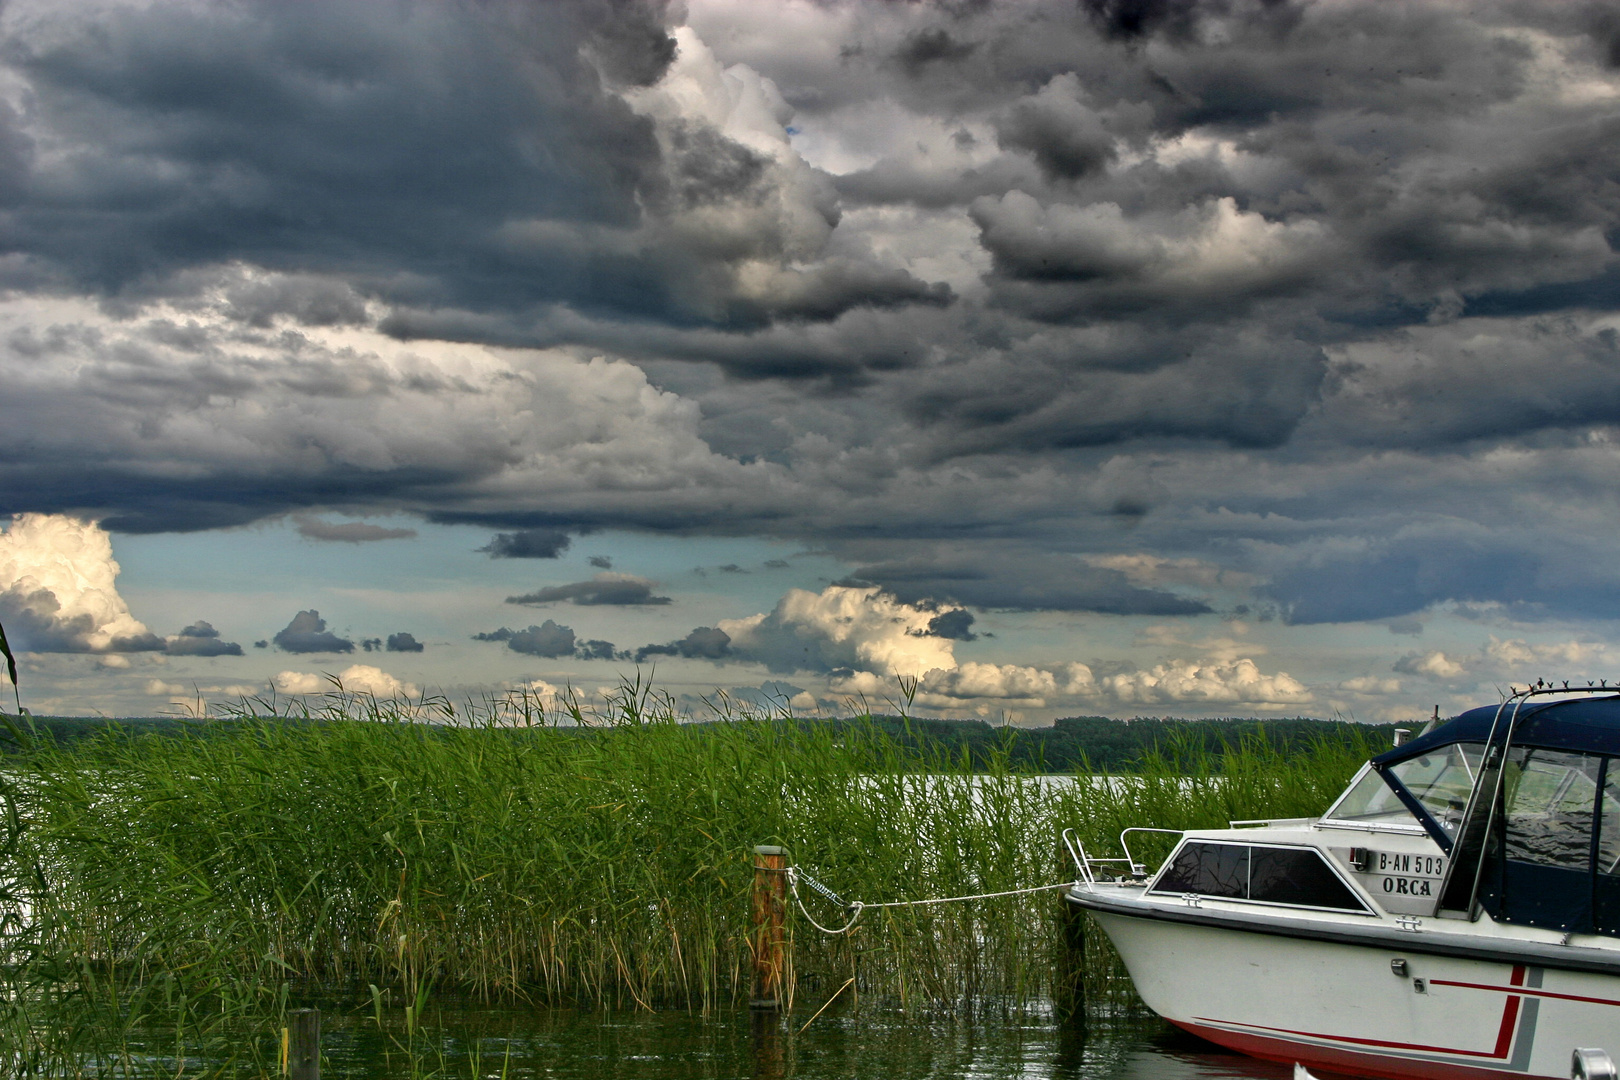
[1062, 826, 1185, 886]
[1063, 828, 1134, 886]
[1120, 828, 1184, 879]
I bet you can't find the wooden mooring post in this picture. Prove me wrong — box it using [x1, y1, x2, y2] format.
[750, 844, 789, 1009]
[287, 1008, 319, 1080]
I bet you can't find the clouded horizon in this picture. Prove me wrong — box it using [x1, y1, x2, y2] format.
[2, 0, 1619, 723]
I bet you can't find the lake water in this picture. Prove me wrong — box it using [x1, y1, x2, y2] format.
[235, 1003, 1297, 1080]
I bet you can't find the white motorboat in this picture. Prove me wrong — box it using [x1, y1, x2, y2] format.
[1065, 686, 1620, 1080]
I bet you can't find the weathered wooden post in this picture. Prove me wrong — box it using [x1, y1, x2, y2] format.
[751, 844, 789, 1009]
[1054, 842, 1086, 1021]
[288, 1008, 320, 1080]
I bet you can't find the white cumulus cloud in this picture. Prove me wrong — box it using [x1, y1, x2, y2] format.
[714, 583, 1310, 711]
[0, 514, 159, 653]
[1100, 658, 1312, 709]
[719, 584, 960, 679]
[273, 665, 418, 699]
[1393, 650, 1470, 679]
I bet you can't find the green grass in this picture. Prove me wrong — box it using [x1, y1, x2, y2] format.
[0, 681, 1382, 1075]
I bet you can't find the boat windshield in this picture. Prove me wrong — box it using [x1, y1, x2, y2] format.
[1324, 743, 1484, 835]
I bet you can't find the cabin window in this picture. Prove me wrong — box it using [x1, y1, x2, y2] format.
[1502, 748, 1601, 869]
[1153, 841, 1247, 899]
[1325, 744, 1482, 835]
[1151, 842, 1367, 912]
[1393, 744, 1483, 835]
[1324, 766, 1418, 826]
[1249, 846, 1364, 909]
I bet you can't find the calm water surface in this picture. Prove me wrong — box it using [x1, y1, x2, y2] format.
[267, 1004, 1297, 1080]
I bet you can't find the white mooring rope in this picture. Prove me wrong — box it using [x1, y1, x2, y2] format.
[784, 866, 1078, 936]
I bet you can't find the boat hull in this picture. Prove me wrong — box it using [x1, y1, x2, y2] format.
[1085, 905, 1620, 1080]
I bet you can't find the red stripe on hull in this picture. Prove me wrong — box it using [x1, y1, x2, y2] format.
[1190, 965, 1525, 1062]
[1430, 979, 1620, 1009]
[1170, 1020, 1557, 1080]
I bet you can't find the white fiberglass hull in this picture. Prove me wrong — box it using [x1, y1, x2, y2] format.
[1074, 888, 1620, 1080]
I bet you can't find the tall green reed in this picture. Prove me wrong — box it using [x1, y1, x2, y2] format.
[0, 683, 1380, 1073]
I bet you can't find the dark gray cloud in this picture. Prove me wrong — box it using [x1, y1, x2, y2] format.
[386, 632, 424, 653]
[507, 622, 577, 658]
[221, 274, 370, 329]
[164, 620, 244, 657]
[847, 544, 1211, 615]
[1313, 318, 1620, 449]
[1261, 530, 1620, 626]
[993, 74, 1117, 183]
[898, 325, 1330, 453]
[0, 0, 1617, 633]
[588, 555, 614, 569]
[508, 574, 672, 606]
[480, 530, 574, 560]
[475, 625, 622, 660]
[924, 609, 978, 641]
[895, 27, 977, 72]
[1, 1, 668, 305]
[294, 516, 417, 543]
[272, 610, 353, 653]
[577, 638, 623, 661]
[474, 620, 577, 658]
[635, 626, 732, 664]
[1080, 0, 1207, 43]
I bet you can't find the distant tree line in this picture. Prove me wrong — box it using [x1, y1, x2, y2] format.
[833, 714, 1407, 771]
[1, 710, 1409, 771]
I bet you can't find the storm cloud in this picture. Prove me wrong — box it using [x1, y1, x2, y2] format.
[508, 574, 672, 607]
[479, 530, 574, 560]
[474, 621, 577, 658]
[386, 632, 424, 653]
[636, 626, 732, 663]
[272, 610, 354, 654]
[164, 621, 245, 657]
[294, 516, 418, 544]
[0, 0, 1616, 675]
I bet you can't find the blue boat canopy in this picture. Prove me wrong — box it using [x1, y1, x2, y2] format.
[1351, 692, 1620, 938]
[1373, 694, 1620, 765]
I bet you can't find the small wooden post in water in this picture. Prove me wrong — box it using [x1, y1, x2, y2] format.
[751, 844, 789, 1009]
[288, 1008, 320, 1080]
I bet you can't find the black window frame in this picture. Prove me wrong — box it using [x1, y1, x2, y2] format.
[1148, 839, 1372, 915]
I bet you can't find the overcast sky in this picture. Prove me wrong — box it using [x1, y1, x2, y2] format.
[2, 0, 1619, 723]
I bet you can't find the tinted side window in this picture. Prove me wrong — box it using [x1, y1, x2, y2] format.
[1151, 842, 1367, 912]
[1152, 842, 1247, 898]
[1249, 846, 1365, 911]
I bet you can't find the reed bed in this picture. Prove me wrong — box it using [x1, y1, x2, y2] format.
[0, 682, 1381, 1074]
